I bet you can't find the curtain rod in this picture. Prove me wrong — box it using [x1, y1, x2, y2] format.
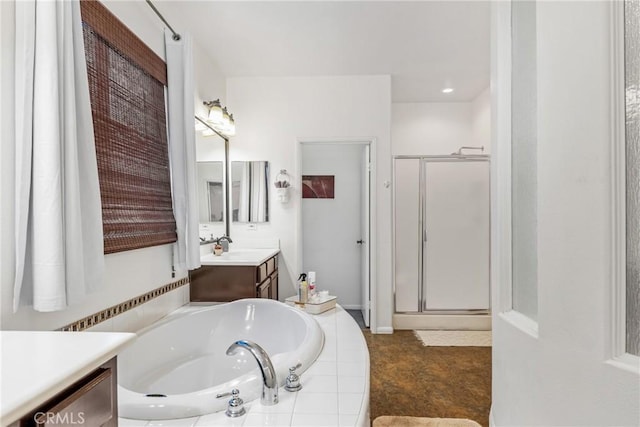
[145, 0, 181, 41]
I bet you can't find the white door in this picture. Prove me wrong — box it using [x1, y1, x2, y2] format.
[360, 146, 371, 326]
[302, 144, 366, 311]
[491, 2, 640, 426]
[423, 160, 490, 310]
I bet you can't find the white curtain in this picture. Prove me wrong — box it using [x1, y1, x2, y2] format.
[14, 0, 104, 312]
[165, 31, 200, 271]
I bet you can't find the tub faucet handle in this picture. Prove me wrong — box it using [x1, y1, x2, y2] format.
[284, 363, 303, 392]
[216, 388, 246, 418]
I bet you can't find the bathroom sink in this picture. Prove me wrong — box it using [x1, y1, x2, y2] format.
[200, 248, 279, 266]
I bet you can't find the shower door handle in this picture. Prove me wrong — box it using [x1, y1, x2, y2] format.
[423, 230, 427, 242]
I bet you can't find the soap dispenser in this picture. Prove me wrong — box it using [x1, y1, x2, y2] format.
[297, 273, 308, 303]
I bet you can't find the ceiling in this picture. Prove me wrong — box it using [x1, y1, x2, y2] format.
[155, 1, 490, 103]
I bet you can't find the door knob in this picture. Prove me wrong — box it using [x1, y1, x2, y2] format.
[356, 240, 364, 244]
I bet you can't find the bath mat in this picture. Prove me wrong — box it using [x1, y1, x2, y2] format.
[373, 416, 482, 427]
[414, 330, 492, 347]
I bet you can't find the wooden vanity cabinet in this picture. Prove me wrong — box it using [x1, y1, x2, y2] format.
[15, 358, 117, 427]
[190, 254, 279, 302]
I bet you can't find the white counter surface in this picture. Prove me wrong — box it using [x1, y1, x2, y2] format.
[0, 331, 136, 426]
[200, 248, 279, 266]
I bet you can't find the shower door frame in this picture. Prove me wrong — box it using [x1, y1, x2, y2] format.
[393, 154, 491, 315]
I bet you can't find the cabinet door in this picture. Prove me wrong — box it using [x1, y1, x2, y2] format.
[270, 272, 278, 300]
[258, 277, 271, 299]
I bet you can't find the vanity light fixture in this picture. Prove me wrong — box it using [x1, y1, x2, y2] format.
[201, 100, 236, 137]
[442, 88, 454, 94]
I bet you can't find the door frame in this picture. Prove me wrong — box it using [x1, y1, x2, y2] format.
[296, 137, 377, 332]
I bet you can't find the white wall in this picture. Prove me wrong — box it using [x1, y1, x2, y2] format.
[471, 87, 491, 149]
[392, 90, 491, 156]
[226, 75, 392, 332]
[302, 144, 365, 309]
[491, 2, 640, 426]
[0, 0, 226, 330]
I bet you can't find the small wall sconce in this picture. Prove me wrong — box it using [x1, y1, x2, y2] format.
[275, 169, 291, 203]
[201, 99, 236, 137]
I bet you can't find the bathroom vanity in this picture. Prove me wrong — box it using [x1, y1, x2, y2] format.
[0, 331, 135, 427]
[189, 248, 280, 302]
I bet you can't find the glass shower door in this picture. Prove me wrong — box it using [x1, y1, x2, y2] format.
[422, 159, 490, 311]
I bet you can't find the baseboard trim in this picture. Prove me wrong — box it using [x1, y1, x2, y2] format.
[375, 326, 394, 334]
[393, 313, 492, 331]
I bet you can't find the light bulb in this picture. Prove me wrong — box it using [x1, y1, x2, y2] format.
[206, 99, 224, 125]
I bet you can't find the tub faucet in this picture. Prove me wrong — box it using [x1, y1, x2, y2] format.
[226, 340, 278, 406]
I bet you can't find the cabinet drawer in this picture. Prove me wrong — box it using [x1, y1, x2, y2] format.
[34, 367, 113, 427]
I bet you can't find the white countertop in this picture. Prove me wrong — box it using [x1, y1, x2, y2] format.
[200, 248, 280, 266]
[0, 331, 136, 426]
[119, 305, 370, 427]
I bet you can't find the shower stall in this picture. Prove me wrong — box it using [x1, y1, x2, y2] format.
[393, 154, 490, 328]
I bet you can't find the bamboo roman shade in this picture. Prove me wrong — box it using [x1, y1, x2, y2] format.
[80, 0, 177, 254]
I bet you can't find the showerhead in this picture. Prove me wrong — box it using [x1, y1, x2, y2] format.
[451, 146, 484, 156]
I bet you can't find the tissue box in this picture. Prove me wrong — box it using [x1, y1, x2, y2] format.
[285, 295, 337, 315]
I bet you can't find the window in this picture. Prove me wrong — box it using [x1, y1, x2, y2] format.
[80, 0, 177, 254]
[625, 0, 640, 356]
[511, 0, 538, 320]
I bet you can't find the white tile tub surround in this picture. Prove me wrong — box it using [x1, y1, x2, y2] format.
[118, 305, 370, 427]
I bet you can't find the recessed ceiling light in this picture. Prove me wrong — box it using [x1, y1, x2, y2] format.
[442, 88, 454, 94]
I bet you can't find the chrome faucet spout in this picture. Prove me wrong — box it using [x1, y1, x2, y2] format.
[226, 340, 278, 405]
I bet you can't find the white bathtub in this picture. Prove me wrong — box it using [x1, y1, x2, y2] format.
[117, 299, 324, 420]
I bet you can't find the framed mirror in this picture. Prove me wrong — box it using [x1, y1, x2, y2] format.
[195, 120, 228, 238]
[196, 161, 224, 222]
[231, 161, 270, 223]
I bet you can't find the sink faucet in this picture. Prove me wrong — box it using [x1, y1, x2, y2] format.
[217, 235, 233, 252]
[226, 340, 278, 406]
